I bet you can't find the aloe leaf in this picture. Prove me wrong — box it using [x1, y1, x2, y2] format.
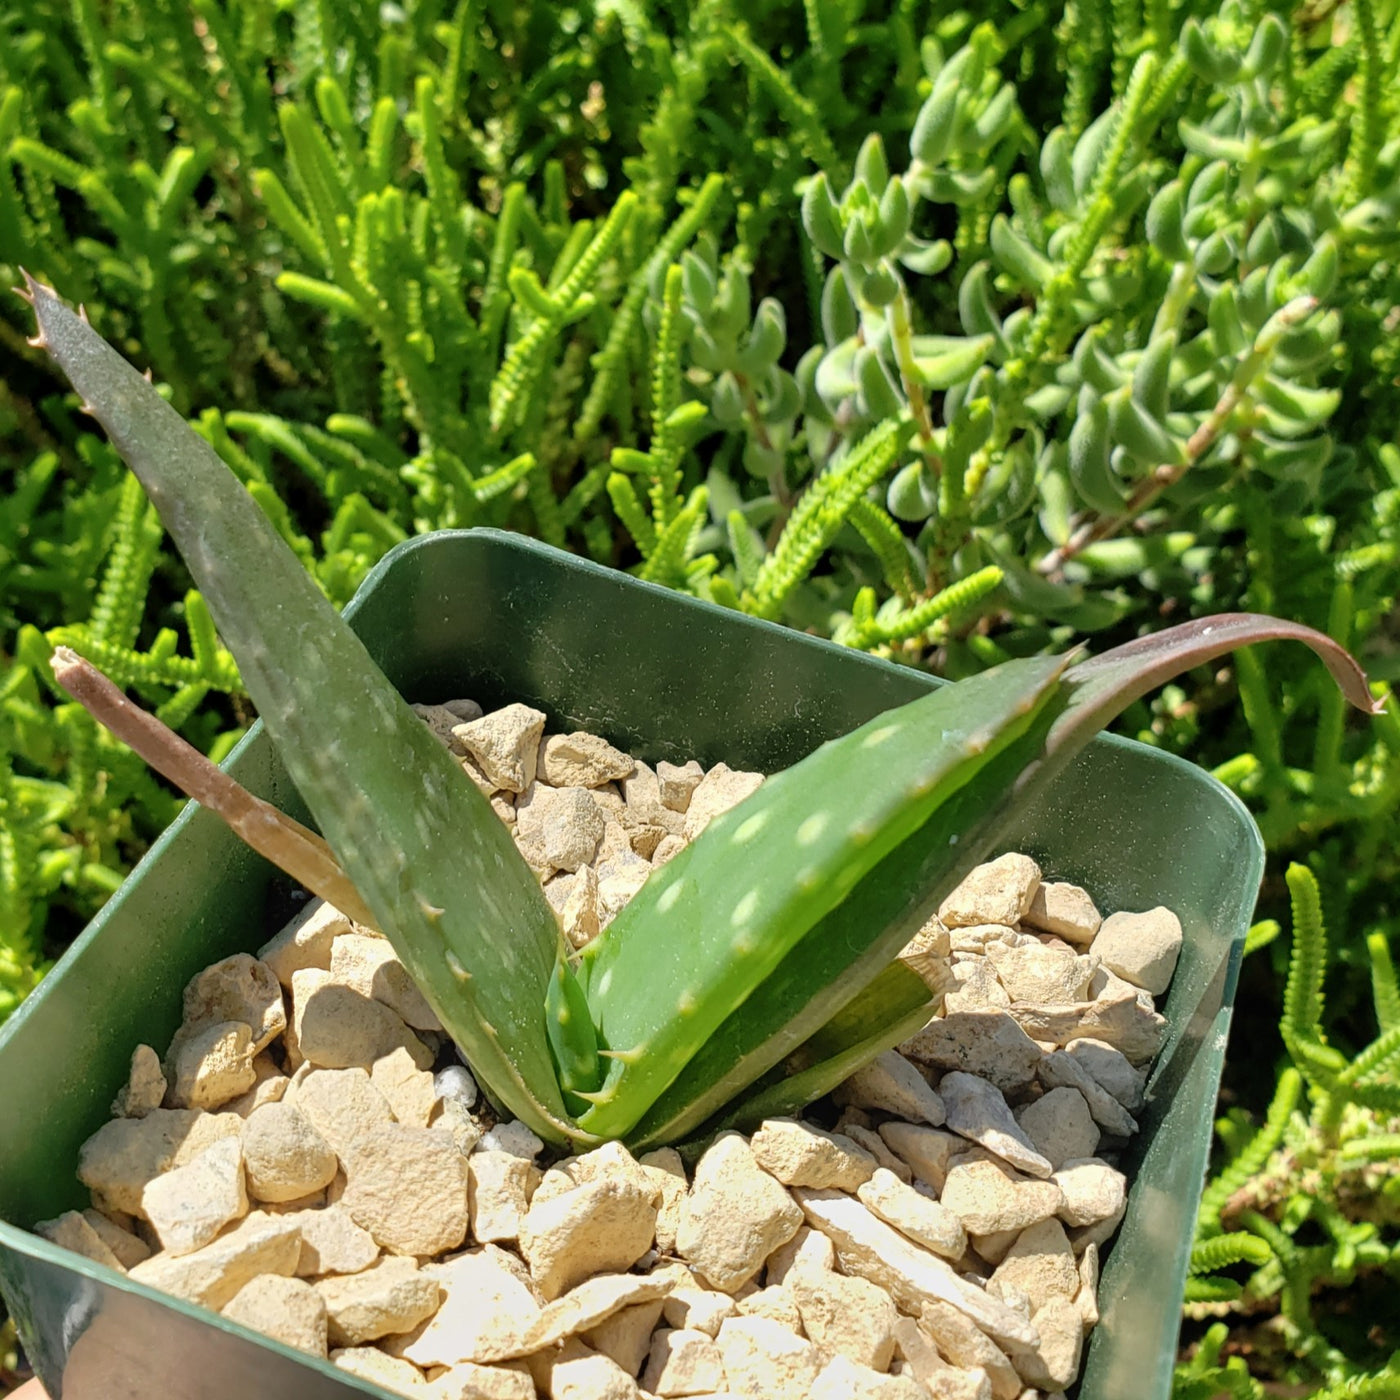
[595, 615, 1380, 1145]
[700, 963, 940, 1142]
[24, 277, 581, 1145]
[576, 655, 1073, 1139]
[627, 718, 1047, 1148]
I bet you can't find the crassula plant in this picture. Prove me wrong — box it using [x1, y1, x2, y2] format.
[22, 276, 1382, 1153]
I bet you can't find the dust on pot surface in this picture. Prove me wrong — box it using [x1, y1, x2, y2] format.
[0, 530, 1265, 1400]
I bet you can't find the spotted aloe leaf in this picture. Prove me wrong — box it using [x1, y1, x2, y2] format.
[626, 714, 1054, 1148]
[22, 277, 585, 1147]
[622, 615, 1382, 1147]
[576, 655, 1073, 1140]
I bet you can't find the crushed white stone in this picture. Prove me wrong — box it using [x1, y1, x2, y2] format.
[1014, 1087, 1101, 1170]
[735, 1282, 803, 1333]
[333, 1345, 433, 1395]
[289, 1065, 395, 1164]
[481, 1120, 545, 1161]
[939, 1153, 1065, 1237]
[985, 941, 1095, 1007]
[764, 1225, 835, 1286]
[129, 1209, 302, 1310]
[839, 1118, 915, 1182]
[990, 1217, 1080, 1311]
[1065, 1037, 1146, 1112]
[515, 783, 606, 874]
[919, 1300, 1023, 1400]
[78, 1107, 241, 1216]
[656, 759, 704, 812]
[584, 1299, 668, 1377]
[835, 1050, 946, 1126]
[395, 1246, 541, 1368]
[53, 696, 1195, 1399]
[855, 1168, 967, 1260]
[812, 1353, 930, 1400]
[661, 1281, 737, 1338]
[521, 1176, 658, 1299]
[241, 1100, 338, 1203]
[111, 1044, 167, 1118]
[288, 969, 434, 1072]
[899, 1010, 1042, 1097]
[412, 701, 471, 750]
[639, 1147, 688, 1254]
[642, 1325, 727, 1396]
[33, 1211, 125, 1271]
[433, 1360, 534, 1399]
[1023, 880, 1101, 945]
[1015, 1294, 1084, 1390]
[715, 1315, 822, 1400]
[318, 1254, 442, 1346]
[82, 1207, 151, 1268]
[470, 1150, 542, 1244]
[224, 1052, 289, 1118]
[748, 1118, 876, 1191]
[339, 1123, 469, 1257]
[1037, 1050, 1138, 1139]
[165, 1020, 259, 1110]
[1052, 1157, 1128, 1232]
[181, 954, 287, 1054]
[938, 854, 1042, 928]
[330, 934, 444, 1033]
[290, 1201, 380, 1277]
[788, 1266, 898, 1369]
[223, 1273, 328, 1357]
[258, 898, 347, 985]
[142, 1137, 248, 1255]
[792, 1188, 1037, 1351]
[541, 733, 637, 788]
[939, 1072, 1054, 1179]
[452, 703, 547, 794]
[1092, 906, 1184, 996]
[682, 763, 765, 840]
[676, 1133, 803, 1293]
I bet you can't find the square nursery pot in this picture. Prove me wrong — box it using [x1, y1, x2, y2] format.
[0, 529, 1263, 1400]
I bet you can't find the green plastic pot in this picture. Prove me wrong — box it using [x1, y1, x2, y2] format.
[0, 529, 1262, 1399]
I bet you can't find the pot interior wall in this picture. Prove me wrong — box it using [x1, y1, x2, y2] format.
[0, 529, 1262, 1400]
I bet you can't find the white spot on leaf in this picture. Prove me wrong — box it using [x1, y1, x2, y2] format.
[731, 890, 759, 926]
[862, 724, 900, 748]
[797, 813, 830, 846]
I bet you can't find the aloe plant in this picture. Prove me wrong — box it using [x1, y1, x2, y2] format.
[22, 277, 1381, 1150]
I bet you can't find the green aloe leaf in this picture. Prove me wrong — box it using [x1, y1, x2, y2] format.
[703, 963, 941, 1142]
[588, 616, 1378, 1145]
[24, 276, 582, 1145]
[576, 655, 1073, 1139]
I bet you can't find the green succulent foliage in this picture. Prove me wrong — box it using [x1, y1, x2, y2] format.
[30, 281, 1379, 1154]
[591, 0, 1397, 668]
[1177, 866, 1400, 1392]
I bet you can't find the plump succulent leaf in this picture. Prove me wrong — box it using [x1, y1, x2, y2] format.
[23, 276, 584, 1146]
[575, 655, 1072, 1138]
[586, 618, 1377, 1144]
[627, 712, 1053, 1147]
[703, 962, 942, 1141]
